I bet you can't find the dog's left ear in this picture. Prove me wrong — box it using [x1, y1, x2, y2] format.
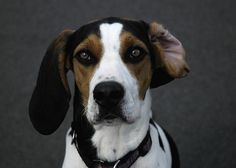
[29, 30, 74, 135]
[148, 22, 190, 88]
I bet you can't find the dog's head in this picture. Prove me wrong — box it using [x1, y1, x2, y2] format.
[29, 17, 189, 135]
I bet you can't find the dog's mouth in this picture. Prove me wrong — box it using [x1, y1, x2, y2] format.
[102, 113, 119, 120]
[93, 105, 128, 125]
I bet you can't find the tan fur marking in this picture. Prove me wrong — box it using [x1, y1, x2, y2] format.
[127, 57, 152, 99]
[74, 34, 103, 59]
[119, 32, 148, 57]
[120, 32, 152, 99]
[73, 59, 96, 107]
[55, 30, 74, 92]
[58, 53, 70, 91]
[72, 34, 102, 107]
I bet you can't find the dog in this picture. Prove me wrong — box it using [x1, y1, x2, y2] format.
[29, 17, 189, 168]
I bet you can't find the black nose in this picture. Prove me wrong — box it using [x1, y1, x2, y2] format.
[93, 81, 124, 108]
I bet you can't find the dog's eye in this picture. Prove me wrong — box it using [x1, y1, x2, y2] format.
[125, 47, 146, 63]
[75, 50, 97, 65]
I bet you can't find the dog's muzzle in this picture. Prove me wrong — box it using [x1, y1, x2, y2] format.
[93, 81, 125, 121]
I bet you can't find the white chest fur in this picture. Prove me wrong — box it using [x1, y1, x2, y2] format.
[62, 122, 172, 168]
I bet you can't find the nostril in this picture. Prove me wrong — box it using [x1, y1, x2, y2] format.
[93, 81, 124, 107]
[112, 89, 124, 100]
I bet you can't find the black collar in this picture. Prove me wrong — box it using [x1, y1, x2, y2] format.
[70, 121, 152, 168]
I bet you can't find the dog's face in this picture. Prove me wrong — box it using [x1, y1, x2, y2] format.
[71, 21, 153, 125]
[29, 17, 189, 134]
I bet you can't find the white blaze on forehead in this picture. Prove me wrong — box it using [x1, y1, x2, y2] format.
[99, 23, 123, 53]
[90, 22, 125, 84]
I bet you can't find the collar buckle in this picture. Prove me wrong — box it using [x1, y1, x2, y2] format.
[113, 160, 120, 168]
[93, 159, 120, 168]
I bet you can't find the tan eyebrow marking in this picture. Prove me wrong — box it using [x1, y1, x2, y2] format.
[119, 31, 148, 58]
[73, 34, 103, 59]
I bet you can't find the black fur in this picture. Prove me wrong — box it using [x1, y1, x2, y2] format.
[163, 129, 180, 168]
[29, 37, 71, 135]
[71, 86, 97, 167]
[150, 68, 174, 88]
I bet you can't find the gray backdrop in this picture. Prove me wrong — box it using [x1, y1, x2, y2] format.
[0, 0, 235, 167]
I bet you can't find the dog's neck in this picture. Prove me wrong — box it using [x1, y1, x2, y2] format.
[92, 90, 152, 162]
[73, 87, 152, 163]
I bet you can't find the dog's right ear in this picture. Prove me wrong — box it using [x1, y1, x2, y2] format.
[148, 22, 190, 88]
[29, 30, 74, 135]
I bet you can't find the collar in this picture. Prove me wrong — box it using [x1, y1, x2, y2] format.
[71, 121, 152, 168]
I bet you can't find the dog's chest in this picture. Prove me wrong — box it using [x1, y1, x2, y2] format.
[91, 123, 149, 162]
[62, 124, 172, 168]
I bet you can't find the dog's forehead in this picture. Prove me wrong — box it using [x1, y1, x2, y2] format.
[67, 17, 150, 53]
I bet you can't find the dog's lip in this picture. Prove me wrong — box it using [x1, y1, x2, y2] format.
[102, 114, 119, 120]
[92, 113, 134, 126]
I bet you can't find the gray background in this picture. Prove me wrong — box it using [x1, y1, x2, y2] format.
[0, 0, 235, 167]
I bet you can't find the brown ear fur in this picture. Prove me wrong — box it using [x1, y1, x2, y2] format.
[57, 30, 75, 91]
[149, 22, 190, 79]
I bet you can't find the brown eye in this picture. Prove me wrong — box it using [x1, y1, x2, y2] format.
[131, 49, 141, 57]
[80, 52, 90, 60]
[125, 46, 146, 63]
[75, 49, 97, 65]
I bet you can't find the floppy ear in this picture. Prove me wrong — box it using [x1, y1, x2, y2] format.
[149, 22, 190, 88]
[29, 30, 74, 135]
